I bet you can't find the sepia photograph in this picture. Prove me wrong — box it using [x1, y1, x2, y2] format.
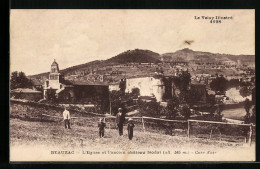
[10, 9, 255, 161]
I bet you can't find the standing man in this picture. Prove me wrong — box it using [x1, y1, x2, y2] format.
[63, 108, 71, 129]
[116, 108, 125, 136]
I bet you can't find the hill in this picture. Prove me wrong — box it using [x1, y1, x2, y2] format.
[28, 48, 255, 84]
[106, 49, 161, 64]
[29, 49, 160, 79]
[161, 48, 255, 63]
[29, 60, 103, 78]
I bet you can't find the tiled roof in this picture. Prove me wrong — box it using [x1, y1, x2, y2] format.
[70, 80, 108, 86]
[11, 88, 42, 93]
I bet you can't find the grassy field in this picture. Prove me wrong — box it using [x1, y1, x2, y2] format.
[222, 108, 246, 121]
[10, 101, 256, 161]
[9, 117, 249, 149]
[10, 117, 255, 161]
[9, 118, 208, 149]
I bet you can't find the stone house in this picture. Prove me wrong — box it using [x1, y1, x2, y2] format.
[124, 76, 167, 102]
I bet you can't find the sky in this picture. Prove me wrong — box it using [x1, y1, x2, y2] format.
[10, 10, 255, 75]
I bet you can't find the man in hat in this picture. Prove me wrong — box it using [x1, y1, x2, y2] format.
[127, 118, 135, 140]
[63, 107, 71, 129]
[98, 118, 106, 138]
[116, 108, 125, 136]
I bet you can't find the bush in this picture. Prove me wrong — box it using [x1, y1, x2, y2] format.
[239, 87, 251, 98]
[181, 105, 191, 120]
[132, 88, 140, 96]
[210, 76, 228, 92]
[138, 100, 163, 118]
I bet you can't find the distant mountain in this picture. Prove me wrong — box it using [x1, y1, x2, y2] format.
[106, 49, 161, 64]
[28, 48, 255, 84]
[161, 48, 255, 63]
[29, 49, 160, 78]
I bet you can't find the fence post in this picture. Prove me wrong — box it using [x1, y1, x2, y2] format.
[80, 139, 83, 147]
[40, 113, 43, 121]
[187, 120, 190, 138]
[209, 129, 213, 139]
[142, 117, 145, 133]
[249, 124, 252, 147]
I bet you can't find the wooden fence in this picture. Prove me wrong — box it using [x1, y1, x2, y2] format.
[11, 99, 255, 146]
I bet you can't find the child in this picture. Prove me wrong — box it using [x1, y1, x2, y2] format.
[127, 118, 135, 140]
[98, 118, 106, 138]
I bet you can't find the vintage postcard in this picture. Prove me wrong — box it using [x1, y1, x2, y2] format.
[10, 9, 255, 161]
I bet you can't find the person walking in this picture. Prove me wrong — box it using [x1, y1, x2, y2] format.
[98, 118, 106, 138]
[63, 108, 71, 129]
[127, 118, 135, 140]
[116, 108, 125, 136]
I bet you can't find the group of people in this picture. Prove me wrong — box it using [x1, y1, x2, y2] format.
[98, 107, 135, 140]
[62, 107, 135, 140]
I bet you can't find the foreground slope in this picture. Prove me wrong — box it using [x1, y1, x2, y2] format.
[10, 118, 255, 161]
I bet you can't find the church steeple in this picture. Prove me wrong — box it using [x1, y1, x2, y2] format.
[49, 59, 60, 81]
[51, 59, 59, 73]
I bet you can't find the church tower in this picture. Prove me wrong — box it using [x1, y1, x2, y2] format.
[51, 59, 60, 73]
[48, 59, 61, 89]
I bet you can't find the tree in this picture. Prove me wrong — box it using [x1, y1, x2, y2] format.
[244, 105, 255, 124]
[132, 88, 140, 96]
[251, 77, 255, 83]
[249, 105, 256, 124]
[244, 98, 251, 116]
[239, 87, 251, 98]
[240, 81, 252, 87]
[138, 100, 163, 118]
[110, 89, 138, 115]
[110, 90, 123, 115]
[215, 98, 223, 118]
[45, 89, 57, 103]
[181, 105, 191, 120]
[10, 71, 33, 90]
[210, 76, 228, 93]
[166, 97, 179, 119]
[185, 86, 206, 105]
[119, 78, 126, 94]
[207, 94, 217, 116]
[228, 79, 240, 88]
[178, 71, 191, 92]
[172, 71, 191, 104]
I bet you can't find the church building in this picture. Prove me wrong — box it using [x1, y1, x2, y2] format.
[43, 60, 109, 111]
[43, 60, 75, 102]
